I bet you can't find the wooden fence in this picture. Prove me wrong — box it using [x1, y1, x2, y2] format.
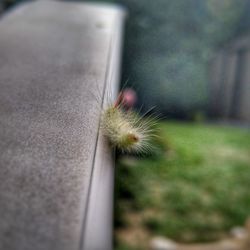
[209, 36, 250, 123]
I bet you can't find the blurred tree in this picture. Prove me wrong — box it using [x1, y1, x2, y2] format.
[117, 0, 249, 118]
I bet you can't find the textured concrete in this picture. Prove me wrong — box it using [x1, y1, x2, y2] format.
[0, 1, 125, 249]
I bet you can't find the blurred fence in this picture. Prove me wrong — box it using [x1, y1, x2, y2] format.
[209, 36, 250, 123]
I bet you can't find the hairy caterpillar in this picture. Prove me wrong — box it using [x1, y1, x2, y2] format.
[101, 89, 156, 153]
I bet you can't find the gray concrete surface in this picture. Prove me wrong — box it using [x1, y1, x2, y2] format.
[0, 1, 125, 249]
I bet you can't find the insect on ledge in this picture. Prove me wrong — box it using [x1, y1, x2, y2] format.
[101, 88, 157, 154]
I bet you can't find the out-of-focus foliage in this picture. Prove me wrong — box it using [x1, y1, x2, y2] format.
[117, 0, 250, 118]
[0, 0, 22, 11]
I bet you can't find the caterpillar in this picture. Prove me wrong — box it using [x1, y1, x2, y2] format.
[101, 89, 156, 153]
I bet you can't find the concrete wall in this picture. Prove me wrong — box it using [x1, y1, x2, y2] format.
[0, 1, 125, 249]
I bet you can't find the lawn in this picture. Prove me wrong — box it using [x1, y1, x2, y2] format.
[114, 121, 250, 250]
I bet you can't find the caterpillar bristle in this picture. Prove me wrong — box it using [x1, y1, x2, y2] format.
[101, 103, 156, 153]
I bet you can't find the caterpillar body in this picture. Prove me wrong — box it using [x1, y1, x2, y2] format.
[101, 90, 155, 153]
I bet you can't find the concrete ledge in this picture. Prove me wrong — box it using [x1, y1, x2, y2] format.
[0, 1, 125, 249]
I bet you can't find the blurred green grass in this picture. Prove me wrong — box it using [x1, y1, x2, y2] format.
[114, 121, 250, 249]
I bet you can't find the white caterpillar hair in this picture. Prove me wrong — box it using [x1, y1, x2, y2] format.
[101, 91, 156, 153]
